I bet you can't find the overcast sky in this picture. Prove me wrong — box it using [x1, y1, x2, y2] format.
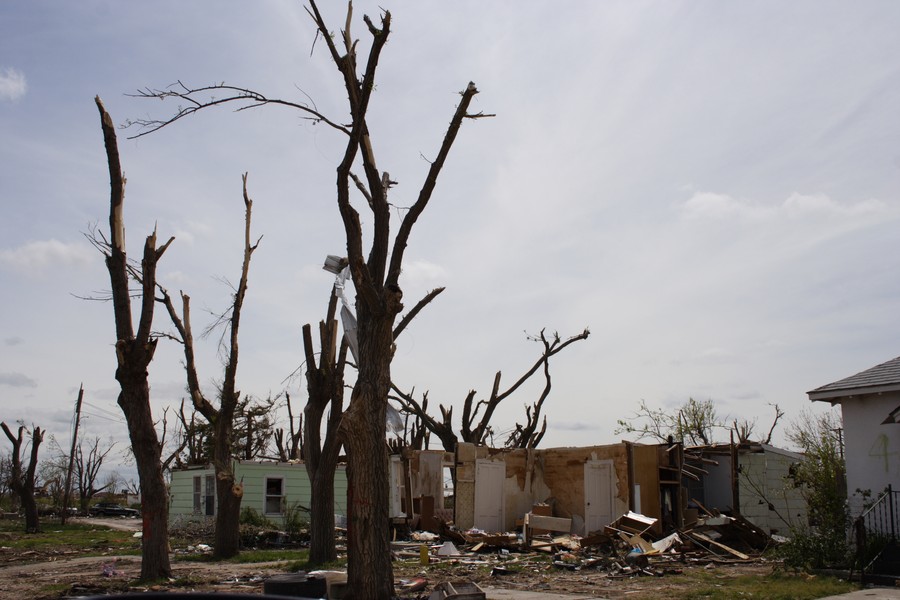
[2, 1, 899, 475]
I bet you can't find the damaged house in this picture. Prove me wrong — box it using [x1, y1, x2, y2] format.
[682, 443, 808, 536]
[394, 439, 807, 540]
[393, 441, 693, 537]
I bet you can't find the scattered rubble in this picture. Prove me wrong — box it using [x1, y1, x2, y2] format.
[385, 509, 780, 598]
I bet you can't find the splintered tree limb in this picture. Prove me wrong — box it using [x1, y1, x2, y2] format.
[96, 96, 135, 343]
[391, 386, 458, 452]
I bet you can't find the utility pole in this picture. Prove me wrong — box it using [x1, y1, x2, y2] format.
[61, 384, 84, 525]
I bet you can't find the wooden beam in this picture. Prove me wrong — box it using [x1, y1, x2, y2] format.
[691, 531, 749, 560]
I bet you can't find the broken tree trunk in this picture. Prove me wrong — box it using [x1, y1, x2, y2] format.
[96, 95, 174, 581]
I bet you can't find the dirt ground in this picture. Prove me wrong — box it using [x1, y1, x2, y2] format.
[0, 534, 778, 600]
[0, 555, 778, 600]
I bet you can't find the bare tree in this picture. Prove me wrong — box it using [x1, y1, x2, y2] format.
[38, 439, 69, 511]
[0, 451, 13, 510]
[74, 437, 117, 514]
[273, 392, 303, 462]
[101, 470, 123, 496]
[173, 399, 207, 467]
[303, 6, 484, 594]
[1, 423, 44, 533]
[128, 3, 485, 593]
[762, 403, 785, 445]
[173, 394, 278, 468]
[46, 434, 116, 515]
[93, 96, 174, 580]
[616, 397, 723, 446]
[394, 328, 590, 452]
[157, 174, 259, 559]
[235, 395, 279, 460]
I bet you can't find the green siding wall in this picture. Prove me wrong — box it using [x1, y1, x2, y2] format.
[169, 461, 347, 526]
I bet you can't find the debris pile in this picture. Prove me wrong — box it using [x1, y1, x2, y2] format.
[385, 509, 779, 598]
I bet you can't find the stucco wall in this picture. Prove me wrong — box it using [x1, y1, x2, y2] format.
[839, 392, 900, 513]
[456, 444, 630, 532]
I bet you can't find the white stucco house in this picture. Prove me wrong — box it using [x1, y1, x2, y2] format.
[808, 355, 900, 514]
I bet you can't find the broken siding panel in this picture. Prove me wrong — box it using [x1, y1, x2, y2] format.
[760, 449, 806, 533]
[412, 450, 444, 503]
[738, 453, 769, 526]
[631, 444, 661, 524]
[736, 449, 807, 534]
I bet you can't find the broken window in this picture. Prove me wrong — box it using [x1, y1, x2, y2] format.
[204, 475, 214, 516]
[265, 477, 284, 515]
[193, 474, 215, 516]
[193, 476, 201, 514]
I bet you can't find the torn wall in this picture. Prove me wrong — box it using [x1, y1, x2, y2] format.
[454, 443, 636, 535]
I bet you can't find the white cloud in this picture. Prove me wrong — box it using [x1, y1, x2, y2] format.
[161, 270, 192, 285]
[782, 192, 884, 219]
[4, 336, 24, 346]
[681, 191, 887, 223]
[0, 372, 37, 388]
[0, 67, 26, 101]
[400, 259, 448, 286]
[0, 239, 94, 273]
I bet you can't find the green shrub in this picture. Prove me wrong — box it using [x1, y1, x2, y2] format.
[780, 409, 850, 570]
[282, 502, 309, 537]
[239, 507, 271, 527]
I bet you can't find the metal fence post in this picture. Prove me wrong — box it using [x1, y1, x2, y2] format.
[889, 484, 895, 541]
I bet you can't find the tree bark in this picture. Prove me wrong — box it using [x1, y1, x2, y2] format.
[308, 458, 339, 564]
[341, 299, 397, 599]
[117, 363, 171, 579]
[95, 95, 174, 581]
[302, 286, 347, 566]
[157, 174, 257, 559]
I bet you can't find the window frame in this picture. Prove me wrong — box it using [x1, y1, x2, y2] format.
[264, 475, 285, 516]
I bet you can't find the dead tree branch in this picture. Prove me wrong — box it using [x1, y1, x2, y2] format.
[397, 327, 590, 451]
[125, 81, 349, 139]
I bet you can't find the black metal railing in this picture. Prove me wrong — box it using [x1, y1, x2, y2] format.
[860, 485, 899, 541]
[857, 485, 900, 582]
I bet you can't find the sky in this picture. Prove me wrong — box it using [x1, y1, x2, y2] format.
[2, 1, 899, 479]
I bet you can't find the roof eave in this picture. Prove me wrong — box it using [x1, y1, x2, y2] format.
[808, 383, 900, 402]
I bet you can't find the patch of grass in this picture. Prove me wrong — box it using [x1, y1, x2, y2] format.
[0, 519, 140, 554]
[175, 548, 310, 564]
[283, 555, 346, 573]
[628, 568, 856, 600]
[38, 582, 71, 596]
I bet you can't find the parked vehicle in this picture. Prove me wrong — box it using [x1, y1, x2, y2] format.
[89, 502, 140, 517]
